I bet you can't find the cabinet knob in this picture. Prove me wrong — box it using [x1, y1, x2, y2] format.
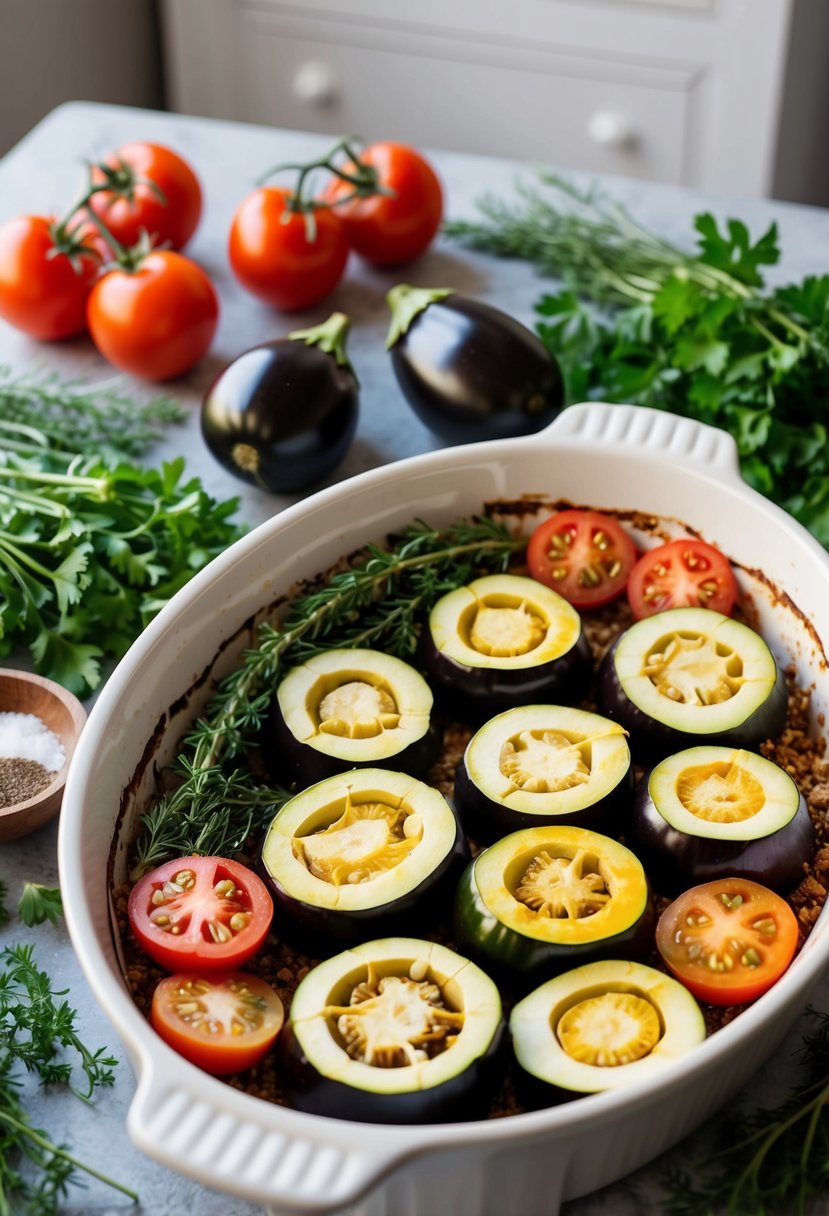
[293, 60, 339, 108]
[587, 111, 635, 149]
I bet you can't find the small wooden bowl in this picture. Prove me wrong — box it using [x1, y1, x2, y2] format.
[0, 669, 87, 841]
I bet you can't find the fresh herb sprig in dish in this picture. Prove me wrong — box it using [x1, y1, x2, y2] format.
[131, 516, 522, 877]
[446, 173, 829, 545]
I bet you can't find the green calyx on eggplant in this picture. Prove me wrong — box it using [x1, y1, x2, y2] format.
[385, 284, 565, 444]
[630, 745, 813, 895]
[423, 573, 591, 718]
[598, 607, 787, 757]
[271, 648, 439, 786]
[279, 936, 505, 1123]
[260, 768, 468, 943]
[455, 704, 632, 841]
[453, 825, 653, 984]
[509, 959, 705, 1105]
[200, 311, 358, 493]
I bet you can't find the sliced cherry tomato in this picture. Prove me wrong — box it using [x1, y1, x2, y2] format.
[89, 142, 203, 251]
[324, 141, 443, 266]
[0, 215, 99, 340]
[228, 186, 348, 312]
[87, 250, 218, 380]
[656, 877, 799, 1005]
[627, 538, 738, 619]
[526, 509, 637, 610]
[151, 972, 284, 1074]
[128, 856, 273, 971]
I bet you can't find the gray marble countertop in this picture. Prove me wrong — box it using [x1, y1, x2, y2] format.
[1, 101, 829, 1216]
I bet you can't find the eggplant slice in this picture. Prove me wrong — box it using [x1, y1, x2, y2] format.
[510, 959, 705, 1104]
[631, 745, 813, 894]
[454, 825, 652, 982]
[424, 573, 591, 717]
[455, 704, 632, 840]
[279, 937, 505, 1123]
[260, 769, 467, 942]
[598, 607, 787, 756]
[272, 648, 439, 785]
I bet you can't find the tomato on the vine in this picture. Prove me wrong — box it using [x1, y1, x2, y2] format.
[89, 141, 203, 251]
[87, 250, 218, 380]
[228, 186, 349, 312]
[0, 215, 99, 340]
[527, 508, 637, 610]
[324, 141, 443, 266]
[128, 856, 273, 972]
[151, 972, 284, 1074]
[627, 538, 738, 618]
[656, 877, 799, 1006]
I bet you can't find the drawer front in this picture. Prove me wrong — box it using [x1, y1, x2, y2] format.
[234, 12, 699, 184]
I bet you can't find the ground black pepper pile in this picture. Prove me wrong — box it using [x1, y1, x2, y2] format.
[0, 756, 51, 807]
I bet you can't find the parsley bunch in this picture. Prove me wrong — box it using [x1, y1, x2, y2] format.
[0, 424, 242, 695]
[446, 173, 829, 544]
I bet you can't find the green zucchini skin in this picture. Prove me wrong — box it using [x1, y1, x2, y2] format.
[278, 1017, 507, 1124]
[452, 859, 654, 985]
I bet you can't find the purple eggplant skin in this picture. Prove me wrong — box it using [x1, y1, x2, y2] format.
[200, 323, 358, 494]
[453, 753, 634, 844]
[629, 772, 815, 896]
[266, 705, 442, 790]
[597, 636, 789, 760]
[277, 1016, 507, 1124]
[388, 294, 565, 445]
[421, 630, 593, 724]
[258, 818, 470, 949]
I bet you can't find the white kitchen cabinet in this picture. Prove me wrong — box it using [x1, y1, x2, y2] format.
[160, 0, 829, 203]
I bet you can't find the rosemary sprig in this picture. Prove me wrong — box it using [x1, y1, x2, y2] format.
[131, 516, 521, 877]
[0, 365, 185, 460]
[661, 1007, 829, 1215]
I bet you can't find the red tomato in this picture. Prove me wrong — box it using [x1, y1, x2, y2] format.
[89, 141, 202, 250]
[128, 856, 273, 972]
[87, 250, 218, 380]
[324, 142, 443, 266]
[151, 972, 284, 1074]
[228, 186, 348, 312]
[627, 538, 738, 619]
[656, 878, 799, 1006]
[526, 509, 637, 610]
[0, 215, 99, 340]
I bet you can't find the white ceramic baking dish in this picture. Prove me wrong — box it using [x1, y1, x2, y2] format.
[59, 401, 829, 1216]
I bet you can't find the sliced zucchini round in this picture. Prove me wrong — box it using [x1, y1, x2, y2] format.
[598, 607, 787, 756]
[455, 704, 633, 840]
[453, 825, 652, 982]
[510, 958, 705, 1104]
[279, 936, 505, 1123]
[423, 573, 591, 718]
[630, 745, 814, 894]
[260, 768, 467, 942]
[272, 648, 439, 786]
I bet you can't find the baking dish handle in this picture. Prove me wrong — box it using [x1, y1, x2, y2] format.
[545, 401, 743, 483]
[127, 1059, 405, 1213]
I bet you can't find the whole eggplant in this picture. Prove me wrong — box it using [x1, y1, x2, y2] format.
[201, 311, 358, 493]
[386, 285, 565, 443]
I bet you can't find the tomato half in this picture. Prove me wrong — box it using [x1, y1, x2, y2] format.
[526, 509, 637, 610]
[87, 250, 218, 380]
[151, 972, 284, 1074]
[228, 186, 349, 312]
[89, 142, 203, 251]
[0, 215, 99, 340]
[656, 877, 799, 1005]
[324, 142, 443, 266]
[128, 856, 273, 971]
[627, 538, 738, 618]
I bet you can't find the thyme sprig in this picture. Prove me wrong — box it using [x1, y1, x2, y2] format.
[661, 1007, 829, 1215]
[131, 516, 521, 877]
